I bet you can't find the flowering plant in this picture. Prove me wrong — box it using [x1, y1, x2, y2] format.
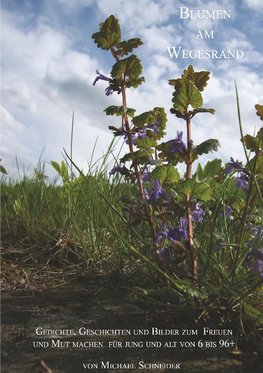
[92, 15, 263, 284]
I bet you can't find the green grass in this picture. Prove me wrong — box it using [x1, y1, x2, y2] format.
[1, 138, 262, 352]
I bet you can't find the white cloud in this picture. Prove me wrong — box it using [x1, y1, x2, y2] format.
[96, 0, 177, 31]
[1, 0, 262, 179]
[54, 0, 94, 11]
[1, 7, 115, 177]
[1, 83, 37, 113]
[243, 0, 263, 10]
[1, 106, 25, 132]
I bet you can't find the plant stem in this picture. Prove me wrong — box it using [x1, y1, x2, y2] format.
[120, 75, 156, 241]
[185, 114, 197, 281]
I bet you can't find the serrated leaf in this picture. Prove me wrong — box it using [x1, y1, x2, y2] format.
[120, 150, 152, 165]
[190, 108, 215, 118]
[182, 65, 210, 92]
[255, 104, 263, 120]
[242, 134, 259, 152]
[104, 105, 136, 117]
[172, 79, 203, 113]
[168, 78, 179, 86]
[126, 76, 145, 88]
[132, 108, 167, 139]
[180, 179, 212, 201]
[117, 38, 143, 56]
[111, 54, 143, 83]
[151, 165, 180, 185]
[203, 159, 222, 179]
[132, 111, 155, 128]
[193, 182, 212, 201]
[108, 126, 122, 136]
[136, 137, 157, 149]
[170, 108, 187, 119]
[92, 15, 121, 50]
[195, 139, 220, 156]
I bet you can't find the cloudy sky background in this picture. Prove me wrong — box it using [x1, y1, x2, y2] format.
[1, 0, 263, 178]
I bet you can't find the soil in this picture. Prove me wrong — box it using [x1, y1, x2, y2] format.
[1, 248, 262, 373]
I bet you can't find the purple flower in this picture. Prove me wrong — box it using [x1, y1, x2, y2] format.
[221, 205, 233, 219]
[192, 202, 205, 222]
[236, 172, 249, 191]
[105, 86, 115, 96]
[93, 70, 111, 86]
[225, 157, 243, 175]
[179, 217, 188, 239]
[167, 131, 186, 153]
[225, 205, 233, 219]
[155, 223, 169, 244]
[245, 249, 263, 277]
[149, 120, 160, 134]
[137, 128, 147, 140]
[155, 218, 188, 245]
[119, 129, 145, 145]
[157, 247, 172, 266]
[93, 70, 115, 96]
[109, 166, 123, 176]
[142, 168, 151, 182]
[149, 179, 170, 202]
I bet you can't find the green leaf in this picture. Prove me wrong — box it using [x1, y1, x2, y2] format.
[182, 65, 210, 92]
[177, 279, 208, 299]
[190, 108, 215, 118]
[51, 161, 61, 175]
[243, 127, 263, 154]
[172, 79, 203, 113]
[61, 161, 69, 182]
[104, 105, 136, 117]
[111, 55, 144, 88]
[132, 111, 156, 128]
[255, 104, 263, 120]
[136, 137, 157, 149]
[120, 150, 153, 165]
[242, 134, 259, 152]
[151, 165, 180, 185]
[203, 159, 222, 179]
[168, 78, 179, 86]
[92, 15, 121, 50]
[117, 38, 143, 56]
[170, 108, 187, 119]
[194, 139, 220, 156]
[248, 153, 263, 177]
[196, 163, 204, 181]
[180, 179, 212, 201]
[132, 107, 167, 140]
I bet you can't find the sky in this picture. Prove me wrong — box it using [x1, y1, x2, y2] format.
[1, 0, 263, 179]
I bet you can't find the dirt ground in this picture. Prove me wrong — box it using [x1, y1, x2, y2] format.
[1, 248, 262, 372]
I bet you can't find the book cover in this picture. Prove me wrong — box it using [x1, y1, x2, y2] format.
[1, 1, 262, 372]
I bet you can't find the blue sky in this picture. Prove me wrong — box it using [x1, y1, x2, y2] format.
[1, 0, 263, 178]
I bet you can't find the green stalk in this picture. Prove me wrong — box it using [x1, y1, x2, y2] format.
[185, 113, 196, 281]
[112, 50, 156, 242]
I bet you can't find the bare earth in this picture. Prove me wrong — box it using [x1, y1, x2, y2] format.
[1, 248, 262, 372]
